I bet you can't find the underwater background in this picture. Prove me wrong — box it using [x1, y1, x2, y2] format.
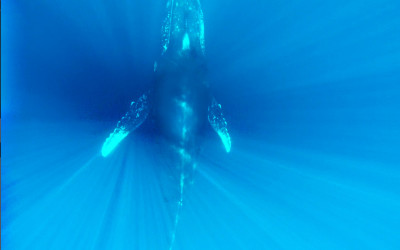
[2, 0, 400, 249]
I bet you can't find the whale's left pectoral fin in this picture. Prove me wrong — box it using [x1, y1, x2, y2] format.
[101, 93, 150, 157]
[208, 98, 231, 153]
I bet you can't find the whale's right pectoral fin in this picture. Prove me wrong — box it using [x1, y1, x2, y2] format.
[208, 98, 231, 153]
[101, 93, 150, 157]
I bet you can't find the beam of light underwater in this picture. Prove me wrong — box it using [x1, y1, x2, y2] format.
[3, 0, 400, 249]
[2, 120, 400, 249]
[2, 121, 180, 249]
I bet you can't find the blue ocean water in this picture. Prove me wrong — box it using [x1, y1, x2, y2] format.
[2, 0, 400, 249]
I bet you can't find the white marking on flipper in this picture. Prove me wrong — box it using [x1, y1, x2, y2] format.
[208, 98, 232, 153]
[101, 130, 129, 157]
[101, 93, 149, 157]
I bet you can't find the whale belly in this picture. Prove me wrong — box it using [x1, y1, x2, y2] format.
[153, 72, 208, 147]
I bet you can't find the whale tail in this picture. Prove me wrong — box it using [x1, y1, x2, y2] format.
[208, 98, 232, 153]
[101, 92, 150, 157]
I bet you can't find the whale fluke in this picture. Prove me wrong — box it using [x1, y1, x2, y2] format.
[101, 93, 150, 157]
[208, 98, 231, 153]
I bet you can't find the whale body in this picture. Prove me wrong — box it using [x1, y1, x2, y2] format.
[101, 0, 231, 159]
[101, 2, 231, 248]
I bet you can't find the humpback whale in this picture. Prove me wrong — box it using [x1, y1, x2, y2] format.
[101, 0, 231, 159]
[101, 1, 230, 248]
